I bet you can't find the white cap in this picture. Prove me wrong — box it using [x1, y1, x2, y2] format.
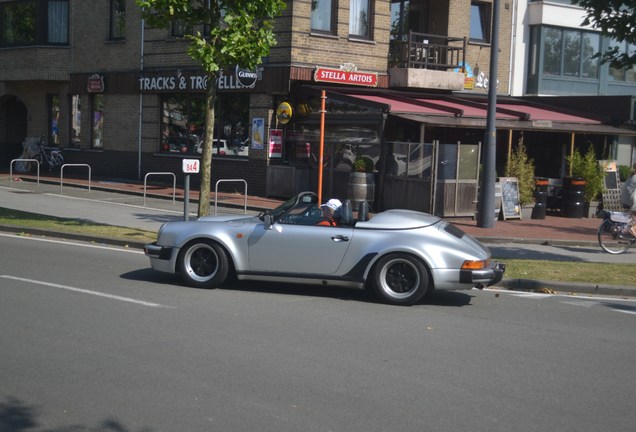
[321, 198, 342, 212]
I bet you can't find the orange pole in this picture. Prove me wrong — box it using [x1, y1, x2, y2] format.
[318, 90, 326, 204]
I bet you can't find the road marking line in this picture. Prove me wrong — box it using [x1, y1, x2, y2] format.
[1, 275, 171, 308]
[0, 232, 144, 253]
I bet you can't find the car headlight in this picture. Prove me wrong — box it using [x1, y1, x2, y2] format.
[461, 259, 490, 270]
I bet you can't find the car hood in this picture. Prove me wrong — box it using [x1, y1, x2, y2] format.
[197, 214, 257, 224]
[356, 209, 441, 230]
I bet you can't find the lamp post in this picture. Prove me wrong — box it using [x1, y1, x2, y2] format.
[476, 0, 500, 228]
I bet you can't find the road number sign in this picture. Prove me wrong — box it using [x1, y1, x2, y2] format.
[182, 159, 199, 174]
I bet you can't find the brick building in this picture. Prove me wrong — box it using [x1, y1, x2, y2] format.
[0, 1, 630, 215]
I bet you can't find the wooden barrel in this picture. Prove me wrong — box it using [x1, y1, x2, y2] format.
[347, 172, 375, 207]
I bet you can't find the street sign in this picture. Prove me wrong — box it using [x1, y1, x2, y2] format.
[182, 159, 199, 174]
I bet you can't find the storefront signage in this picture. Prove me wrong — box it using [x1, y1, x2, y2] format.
[269, 129, 283, 158]
[138, 67, 261, 93]
[314, 67, 378, 87]
[276, 102, 292, 124]
[87, 74, 105, 93]
[235, 65, 258, 88]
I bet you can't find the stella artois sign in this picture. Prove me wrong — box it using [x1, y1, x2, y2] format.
[314, 63, 378, 87]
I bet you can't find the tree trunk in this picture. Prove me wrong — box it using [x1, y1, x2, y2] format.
[198, 72, 217, 217]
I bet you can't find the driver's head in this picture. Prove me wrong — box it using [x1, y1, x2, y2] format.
[321, 198, 342, 217]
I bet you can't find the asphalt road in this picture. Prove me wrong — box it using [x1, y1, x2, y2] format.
[2, 234, 635, 432]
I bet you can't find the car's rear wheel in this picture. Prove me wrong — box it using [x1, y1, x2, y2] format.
[178, 240, 229, 288]
[372, 254, 430, 306]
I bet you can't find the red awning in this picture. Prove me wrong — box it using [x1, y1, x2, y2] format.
[336, 91, 634, 135]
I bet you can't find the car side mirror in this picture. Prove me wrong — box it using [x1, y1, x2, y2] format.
[263, 213, 274, 230]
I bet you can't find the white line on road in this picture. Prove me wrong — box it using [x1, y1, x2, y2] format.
[0, 232, 144, 253]
[1, 275, 172, 308]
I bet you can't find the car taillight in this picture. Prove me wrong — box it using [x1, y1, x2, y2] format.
[219, 150, 226, 155]
[461, 259, 490, 270]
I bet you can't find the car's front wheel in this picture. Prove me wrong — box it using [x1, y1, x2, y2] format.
[372, 254, 430, 305]
[178, 240, 229, 288]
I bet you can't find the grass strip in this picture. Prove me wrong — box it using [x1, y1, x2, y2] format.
[0, 207, 156, 243]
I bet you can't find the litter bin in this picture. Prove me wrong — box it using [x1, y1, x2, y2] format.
[531, 177, 548, 219]
[561, 177, 586, 218]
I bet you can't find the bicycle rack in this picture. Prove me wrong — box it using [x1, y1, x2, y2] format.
[60, 164, 91, 194]
[9, 159, 40, 188]
[214, 179, 248, 215]
[143, 172, 176, 207]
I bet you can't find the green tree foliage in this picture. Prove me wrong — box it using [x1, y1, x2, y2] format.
[504, 140, 535, 206]
[136, 0, 286, 216]
[571, 0, 636, 69]
[567, 147, 605, 202]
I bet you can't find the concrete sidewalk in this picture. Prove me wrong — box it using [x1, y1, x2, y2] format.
[1, 171, 634, 297]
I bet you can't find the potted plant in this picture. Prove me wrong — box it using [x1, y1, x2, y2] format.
[348, 156, 376, 206]
[567, 147, 604, 217]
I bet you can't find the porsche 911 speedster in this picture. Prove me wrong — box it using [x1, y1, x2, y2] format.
[144, 191, 505, 306]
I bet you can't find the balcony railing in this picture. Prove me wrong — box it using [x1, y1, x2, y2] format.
[389, 32, 467, 72]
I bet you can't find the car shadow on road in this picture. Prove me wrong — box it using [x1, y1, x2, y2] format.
[120, 269, 473, 307]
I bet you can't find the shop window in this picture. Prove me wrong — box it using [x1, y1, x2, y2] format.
[47, 94, 61, 146]
[110, 0, 126, 40]
[311, 0, 336, 34]
[350, 0, 371, 39]
[69, 94, 81, 147]
[160, 93, 250, 157]
[91, 94, 104, 148]
[469, 1, 491, 43]
[0, 0, 69, 46]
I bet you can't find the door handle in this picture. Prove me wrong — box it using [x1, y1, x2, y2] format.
[331, 235, 349, 242]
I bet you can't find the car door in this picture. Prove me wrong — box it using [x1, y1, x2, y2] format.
[247, 222, 354, 275]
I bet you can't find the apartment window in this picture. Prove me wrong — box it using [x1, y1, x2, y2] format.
[91, 94, 104, 148]
[542, 27, 561, 76]
[110, 0, 126, 40]
[171, 19, 191, 38]
[48, 94, 61, 146]
[311, 0, 336, 34]
[70, 95, 81, 147]
[350, 0, 371, 38]
[541, 26, 599, 79]
[581, 32, 600, 79]
[48, 0, 68, 43]
[609, 41, 636, 83]
[469, 1, 491, 43]
[0, 0, 68, 47]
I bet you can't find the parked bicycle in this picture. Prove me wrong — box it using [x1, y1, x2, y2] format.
[32, 136, 64, 171]
[597, 209, 636, 254]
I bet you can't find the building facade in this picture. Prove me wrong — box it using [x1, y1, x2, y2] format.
[0, 0, 631, 215]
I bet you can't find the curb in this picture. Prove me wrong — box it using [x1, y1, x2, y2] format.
[496, 278, 636, 298]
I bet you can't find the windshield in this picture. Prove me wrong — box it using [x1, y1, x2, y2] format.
[266, 192, 318, 221]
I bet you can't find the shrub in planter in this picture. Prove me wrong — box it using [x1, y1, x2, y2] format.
[567, 147, 604, 203]
[504, 140, 535, 206]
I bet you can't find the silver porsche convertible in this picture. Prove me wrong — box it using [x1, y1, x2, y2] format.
[144, 191, 504, 306]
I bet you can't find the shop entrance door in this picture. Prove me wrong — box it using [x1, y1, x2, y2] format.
[0, 95, 27, 167]
[432, 142, 481, 217]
